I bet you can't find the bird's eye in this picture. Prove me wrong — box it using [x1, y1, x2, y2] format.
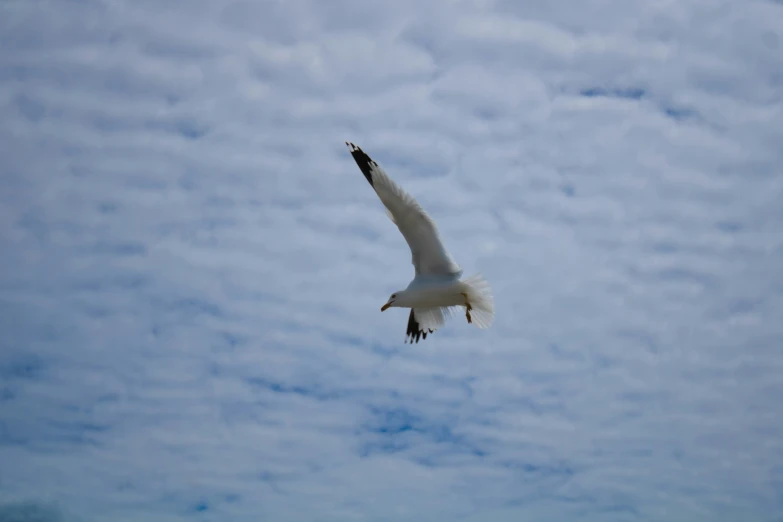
[392, 294, 396, 298]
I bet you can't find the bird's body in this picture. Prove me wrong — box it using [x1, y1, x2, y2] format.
[345, 142, 494, 343]
[399, 275, 463, 308]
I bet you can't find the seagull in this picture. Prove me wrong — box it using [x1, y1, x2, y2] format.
[346, 142, 494, 343]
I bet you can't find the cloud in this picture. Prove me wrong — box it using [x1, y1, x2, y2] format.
[0, 502, 68, 522]
[1, 0, 782, 521]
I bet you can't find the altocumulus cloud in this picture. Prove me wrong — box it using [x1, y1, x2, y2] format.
[1, 0, 782, 521]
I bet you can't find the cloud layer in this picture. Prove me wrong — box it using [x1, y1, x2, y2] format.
[1, 0, 782, 521]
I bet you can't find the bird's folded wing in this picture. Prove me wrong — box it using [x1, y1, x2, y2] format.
[346, 142, 461, 276]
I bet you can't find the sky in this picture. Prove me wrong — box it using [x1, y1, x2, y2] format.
[1, 0, 782, 521]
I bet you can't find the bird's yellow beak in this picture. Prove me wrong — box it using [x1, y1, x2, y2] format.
[381, 301, 392, 312]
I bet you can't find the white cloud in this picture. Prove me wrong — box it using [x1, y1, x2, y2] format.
[1, 0, 782, 521]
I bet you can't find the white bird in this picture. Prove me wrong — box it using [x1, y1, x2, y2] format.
[346, 142, 494, 343]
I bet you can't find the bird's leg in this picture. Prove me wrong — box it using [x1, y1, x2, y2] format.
[461, 292, 472, 324]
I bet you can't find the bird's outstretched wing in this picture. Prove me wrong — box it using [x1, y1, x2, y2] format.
[346, 142, 461, 277]
[405, 307, 456, 343]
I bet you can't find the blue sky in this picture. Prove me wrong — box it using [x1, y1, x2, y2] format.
[1, 0, 782, 521]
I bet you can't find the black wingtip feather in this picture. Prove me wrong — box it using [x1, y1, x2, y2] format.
[345, 142, 377, 188]
[405, 309, 435, 344]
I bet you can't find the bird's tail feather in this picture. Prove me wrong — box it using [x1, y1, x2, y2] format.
[461, 273, 494, 329]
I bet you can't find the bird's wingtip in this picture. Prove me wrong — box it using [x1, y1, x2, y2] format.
[345, 141, 377, 187]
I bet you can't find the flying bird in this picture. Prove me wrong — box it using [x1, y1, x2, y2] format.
[345, 142, 494, 343]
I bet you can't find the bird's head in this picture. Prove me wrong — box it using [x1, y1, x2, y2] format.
[381, 291, 406, 311]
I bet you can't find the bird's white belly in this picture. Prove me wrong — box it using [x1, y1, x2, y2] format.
[408, 284, 464, 308]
